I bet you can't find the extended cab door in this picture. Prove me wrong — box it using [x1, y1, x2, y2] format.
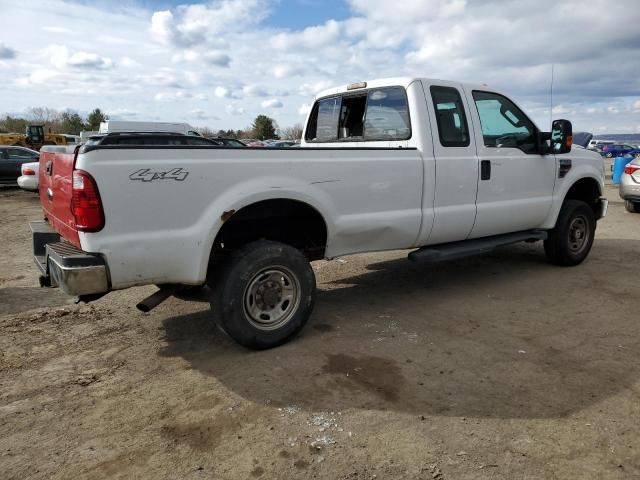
[464, 89, 556, 238]
[420, 81, 479, 244]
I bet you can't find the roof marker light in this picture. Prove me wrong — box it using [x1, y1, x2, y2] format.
[347, 82, 367, 90]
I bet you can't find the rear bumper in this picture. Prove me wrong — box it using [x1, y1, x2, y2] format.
[31, 221, 110, 296]
[17, 176, 38, 191]
[619, 176, 640, 201]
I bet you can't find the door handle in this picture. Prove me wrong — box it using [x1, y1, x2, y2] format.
[481, 160, 491, 180]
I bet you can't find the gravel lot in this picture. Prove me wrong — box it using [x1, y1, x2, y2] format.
[1, 184, 639, 479]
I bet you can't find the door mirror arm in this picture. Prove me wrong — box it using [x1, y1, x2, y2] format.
[538, 131, 552, 155]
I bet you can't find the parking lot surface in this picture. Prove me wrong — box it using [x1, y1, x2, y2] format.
[1, 185, 639, 479]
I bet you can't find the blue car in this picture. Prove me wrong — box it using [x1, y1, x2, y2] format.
[601, 143, 640, 158]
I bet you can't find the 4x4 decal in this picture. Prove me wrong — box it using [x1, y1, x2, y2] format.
[129, 168, 189, 182]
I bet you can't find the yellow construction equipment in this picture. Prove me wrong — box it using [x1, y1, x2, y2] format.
[0, 125, 67, 150]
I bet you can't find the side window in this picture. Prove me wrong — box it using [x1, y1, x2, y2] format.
[472, 91, 537, 154]
[306, 87, 411, 142]
[363, 87, 411, 141]
[306, 97, 341, 142]
[8, 148, 35, 159]
[430, 86, 470, 147]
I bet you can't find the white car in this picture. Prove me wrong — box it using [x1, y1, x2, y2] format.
[17, 161, 39, 191]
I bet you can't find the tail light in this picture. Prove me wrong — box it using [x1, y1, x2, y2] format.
[71, 170, 104, 232]
[624, 164, 640, 175]
[22, 167, 36, 176]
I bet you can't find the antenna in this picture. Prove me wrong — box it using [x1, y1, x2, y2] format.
[549, 63, 555, 127]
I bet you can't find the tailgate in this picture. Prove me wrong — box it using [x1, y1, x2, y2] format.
[39, 146, 80, 247]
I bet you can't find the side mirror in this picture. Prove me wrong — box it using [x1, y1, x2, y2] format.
[551, 119, 572, 154]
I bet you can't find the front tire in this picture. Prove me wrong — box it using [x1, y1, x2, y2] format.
[544, 200, 596, 266]
[209, 240, 316, 350]
[625, 200, 640, 213]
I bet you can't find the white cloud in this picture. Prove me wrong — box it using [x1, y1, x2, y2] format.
[552, 105, 570, 115]
[190, 109, 219, 120]
[273, 65, 304, 79]
[271, 19, 342, 50]
[298, 81, 334, 97]
[120, 57, 140, 68]
[150, 0, 269, 48]
[226, 104, 244, 115]
[154, 91, 192, 102]
[298, 103, 311, 116]
[171, 50, 199, 63]
[348, 0, 466, 22]
[16, 69, 60, 86]
[634, 101, 640, 113]
[136, 71, 181, 88]
[46, 44, 113, 70]
[109, 108, 139, 119]
[67, 51, 114, 69]
[243, 84, 269, 97]
[214, 87, 231, 98]
[172, 50, 230, 67]
[150, 10, 174, 45]
[261, 99, 283, 109]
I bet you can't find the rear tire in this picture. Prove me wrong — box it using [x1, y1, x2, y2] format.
[544, 200, 596, 266]
[625, 200, 640, 213]
[209, 240, 316, 350]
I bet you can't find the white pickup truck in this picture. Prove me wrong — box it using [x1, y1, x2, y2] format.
[31, 77, 607, 349]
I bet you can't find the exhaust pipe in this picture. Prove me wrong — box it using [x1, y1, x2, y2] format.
[136, 285, 181, 313]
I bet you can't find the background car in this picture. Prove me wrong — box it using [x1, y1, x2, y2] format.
[602, 144, 640, 158]
[17, 161, 39, 191]
[619, 157, 640, 213]
[587, 139, 614, 150]
[266, 140, 297, 148]
[0, 146, 40, 186]
[209, 138, 247, 147]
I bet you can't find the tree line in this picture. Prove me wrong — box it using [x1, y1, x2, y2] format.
[0, 108, 303, 141]
[199, 116, 303, 141]
[0, 107, 108, 135]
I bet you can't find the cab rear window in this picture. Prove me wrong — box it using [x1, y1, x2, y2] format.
[305, 87, 411, 142]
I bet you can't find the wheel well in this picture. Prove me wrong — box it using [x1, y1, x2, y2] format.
[212, 199, 328, 261]
[564, 178, 602, 217]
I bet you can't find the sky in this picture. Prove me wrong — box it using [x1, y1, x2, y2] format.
[1, 0, 639, 134]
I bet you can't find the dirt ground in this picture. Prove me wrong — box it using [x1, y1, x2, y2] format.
[1, 184, 639, 480]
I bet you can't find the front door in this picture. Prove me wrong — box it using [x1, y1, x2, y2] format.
[464, 89, 556, 238]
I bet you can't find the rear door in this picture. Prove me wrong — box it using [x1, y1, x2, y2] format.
[421, 81, 478, 244]
[464, 89, 556, 238]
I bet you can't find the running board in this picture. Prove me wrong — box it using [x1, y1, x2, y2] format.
[408, 230, 548, 263]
